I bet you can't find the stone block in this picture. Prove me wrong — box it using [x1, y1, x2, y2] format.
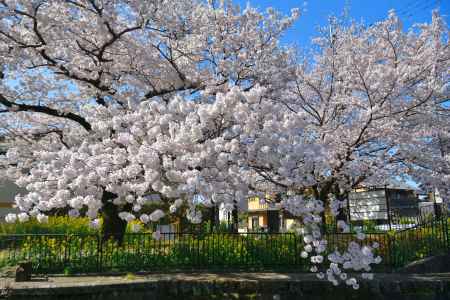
[15, 261, 32, 282]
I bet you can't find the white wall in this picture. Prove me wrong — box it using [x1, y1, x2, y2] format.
[348, 190, 388, 221]
[218, 202, 233, 223]
[0, 179, 22, 222]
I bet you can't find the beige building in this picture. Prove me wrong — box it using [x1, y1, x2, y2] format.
[247, 197, 297, 232]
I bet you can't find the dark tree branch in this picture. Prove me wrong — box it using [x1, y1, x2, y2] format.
[142, 82, 202, 100]
[0, 94, 92, 131]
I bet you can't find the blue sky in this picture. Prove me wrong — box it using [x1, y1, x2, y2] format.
[233, 0, 449, 47]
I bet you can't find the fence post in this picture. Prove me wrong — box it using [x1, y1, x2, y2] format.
[385, 186, 392, 231]
[294, 233, 299, 269]
[445, 216, 450, 251]
[387, 234, 395, 272]
[97, 235, 103, 273]
[64, 235, 68, 266]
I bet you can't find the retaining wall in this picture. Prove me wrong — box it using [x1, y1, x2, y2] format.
[2, 272, 450, 300]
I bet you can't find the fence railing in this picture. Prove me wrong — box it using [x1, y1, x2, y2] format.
[388, 216, 450, 268]
[0, 217, 448, 274]
[0, 232, 311, 274]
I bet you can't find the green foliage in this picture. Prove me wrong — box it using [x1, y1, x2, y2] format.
[0, 233, 308, 273]
[0, 234, 100, 273]
[389, 219, 450, 268]
[168, 234, 304, 269]
[211, 222, 235, 233]
[0, 216, 156, 235]
[361, 220, 379, 232]
[238, 212, 248, 227]
[63, 266, 72, 276]
[124, 272, 137, 280]
[0, 216, 97, 235]
[0, 216, 448, 274]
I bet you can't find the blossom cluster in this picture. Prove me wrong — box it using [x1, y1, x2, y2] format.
[281, 195, 381, 287]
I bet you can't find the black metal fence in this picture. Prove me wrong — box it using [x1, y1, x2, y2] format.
[388, 216, 450, 268]
[0, 232, 309, 274]
[0, 217, 448, 275]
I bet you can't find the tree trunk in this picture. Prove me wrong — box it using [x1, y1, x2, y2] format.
[209, 204, 220, 233]
[335, 193, 348, 232]
[101, 190, 127, 244]
[312, 184, 332, 233]
[336, 192, 348, 221]
[232, 201, 239, 233]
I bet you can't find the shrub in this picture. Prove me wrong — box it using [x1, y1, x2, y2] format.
[0, 216, 97, 235]
[0, 216, 153, 235]
[0, 232, 309, 273]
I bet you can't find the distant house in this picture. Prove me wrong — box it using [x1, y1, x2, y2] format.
[420, 189, 448, 217]
[247, 196, 297, 232]
[348, 185, 420, 223]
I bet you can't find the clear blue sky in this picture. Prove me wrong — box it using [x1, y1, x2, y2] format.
[233, 0, 449, 47]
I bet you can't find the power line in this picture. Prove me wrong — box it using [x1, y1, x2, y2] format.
[396, 0, 440, 20]
[396, 0, 436, 15]
[365, 0, 441, 27]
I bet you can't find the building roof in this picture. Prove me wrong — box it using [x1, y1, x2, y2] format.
[247, 208, 280, 212]
[357, 177, 421, 192]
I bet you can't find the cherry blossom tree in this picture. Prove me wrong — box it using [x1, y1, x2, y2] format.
[231, 11, 449, 286]
[0, 0, 298, 241]
[0, 0, 448, 287]
[401, 98, 450, 199]
[241, 10, 449, 207]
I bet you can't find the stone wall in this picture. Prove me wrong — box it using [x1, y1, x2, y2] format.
[398, 254, 450, 273]
[2, 273, 450, 300]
